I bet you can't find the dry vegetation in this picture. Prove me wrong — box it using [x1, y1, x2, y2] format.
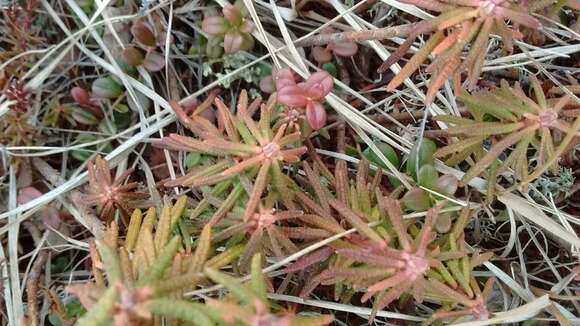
[1, 0, 580, 325]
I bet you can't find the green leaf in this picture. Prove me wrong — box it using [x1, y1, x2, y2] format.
[72, 108, 99, 125]
[417, 165, 438, 189]
[137, 236, 182, 286]
[91, 77, 123, 99]
[289, 315, 334, 326]
[362, 141, 400, 170]
[403, 188, 431, 211]
[459, 90, 516, 121]
[76, 286, 117, 326]
[205, 267, 260, 305]
[98, 119, 117, 135]
[185, 153, 202, 169]
[110, 105, 128, 115]
[50, 255, 70, 274]
[116, 58, 138, 75]
[250, 254, 267, 304]
[148, 299, 214, 326]
[48, 313, 63, 326]
[127, 90, 151, 113]
[406, 138, 437, 180]
[322, 63, 338, 78]
[65, 298, 86, 319]
[96, 241, 121, 284]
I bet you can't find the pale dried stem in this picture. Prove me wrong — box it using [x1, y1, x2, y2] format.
[294, 23, 416, 47]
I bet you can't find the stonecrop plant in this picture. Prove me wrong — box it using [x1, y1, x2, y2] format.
[433, 77, 580, 189]
[121, 21, 167, 72]
[311, 28, 359, 64]
[161, 90, 306, 223]
[202, 0, 255, 54]
[305, 199, 493, 322]
[67, 198, 244, 325]
[150, 255, 334, 325]
[82, 155, 149, 221]
[212, 193, 334, 270]
[11, 0, 580, 324]
[379, 0, 542, 102]
[1, 79, 38, 150]
[276, 69, 334, 130]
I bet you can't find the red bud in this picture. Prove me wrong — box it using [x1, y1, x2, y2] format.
[71, 87, 92, 106]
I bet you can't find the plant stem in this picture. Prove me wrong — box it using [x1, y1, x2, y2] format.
[26, 250, 48, 326]
[294, 23, 417, 47]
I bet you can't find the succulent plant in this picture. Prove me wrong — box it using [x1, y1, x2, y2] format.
[311, 28, 359, 64]
[162, 90, 306, 223]
[212, 192, 333, 270]
[379, 0, 542, 103]
[70, 86, 95, 108]
[91, 77, 124, 100]
[202, 1, 255, 54]
[149, 254, 334, 325]
[433, 77, 580, 190]
[305, 200, 493, 321]
[81, 155, 149, 221]
[4, 78, 29, 115]
[67, 198, 243, 325]
[275, 69, 334, 130]
[120, 21, 168, 72]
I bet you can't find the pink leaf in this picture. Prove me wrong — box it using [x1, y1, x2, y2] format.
[71, 87, 92, 107]
[18, 186, 43, 205]
[311, 46, 333, 64]
[259, 75, 276, 94]
[277, 85, 309, 107]
[306, 101, 327, 130]
[223, 32, 243, 53]
[302, 71, 334, 99]
[274, 68, 297, 90]
[223, 4, 242, 25]
[284, 247, 333, 273]
[239, 20, 255, 34]
[42, 206, 62, 230]
[143, 51, 165, 72]
[331, 41, 358, 57]
[202, 16, 227, 35]
[567, 0, 580, 10]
